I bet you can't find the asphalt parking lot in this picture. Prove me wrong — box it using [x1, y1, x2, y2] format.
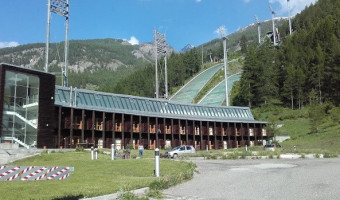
[163, 157, 340, 200]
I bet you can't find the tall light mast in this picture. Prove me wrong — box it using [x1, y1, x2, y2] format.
[255, 15, 261, 44]
[223, 36, 229, 106]
[287, 0, 292, 35]
[269, 5, 277, 46]
[45, 0, 70, 87]
[154, 30, 167, 99]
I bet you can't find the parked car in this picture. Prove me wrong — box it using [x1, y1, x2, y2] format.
[264, 143, 281, 151]
[165, 145, 196, 158]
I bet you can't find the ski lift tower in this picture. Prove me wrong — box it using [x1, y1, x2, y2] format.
[153, 30, 168, 99]
[45, 0, 70, 87]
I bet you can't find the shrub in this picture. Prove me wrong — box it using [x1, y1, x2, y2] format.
[75, 146, 84, 152]
[314, 153, 320, 158]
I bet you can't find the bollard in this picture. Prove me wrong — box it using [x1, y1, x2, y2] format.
[111, 144, 115, 160]
[246, 145, 248, 152]
[206, 145, 208, 151]
[155, 148, 160, 177]
[95, 148, 98, 160]
[91, 146, 94, 160]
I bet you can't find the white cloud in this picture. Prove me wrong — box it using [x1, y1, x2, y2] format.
[243, 0, 252, 3]
[0, 41, 19, 48]
[269, 0, 318, 15]
[125, 36, 139, 45]
[214, 25, 227, 37]
[196, 0, 202, 3]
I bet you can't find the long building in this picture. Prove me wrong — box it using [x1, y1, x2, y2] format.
[0, 63, 268, 150]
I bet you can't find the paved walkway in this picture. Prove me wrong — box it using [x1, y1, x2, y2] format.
[162, 158, 340, 200]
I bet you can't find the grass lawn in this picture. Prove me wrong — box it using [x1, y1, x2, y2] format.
[0, 150, 195, 200]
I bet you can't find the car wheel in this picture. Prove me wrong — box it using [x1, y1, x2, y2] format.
[173, 153, 178, 159]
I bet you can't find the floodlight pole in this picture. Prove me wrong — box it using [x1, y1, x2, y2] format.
[270, 6, 277, 45]
[63, 0, 69, 87]
[287, 0, 292, 35]
[45, 0, 51, 72]
[154, 29, 159, 99]
[164, 55, 168, 99]
[45, 0, 70, 86]
[223, 37, 229, 106]
[255, 15, 261, 44]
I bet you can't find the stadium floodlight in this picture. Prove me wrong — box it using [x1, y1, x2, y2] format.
[154, 30, 168, 99]
[254, 15, 261, 44]
[269, 5, 277, 46]
[45, 0, 70, 87]
[287, 0, 292, 35]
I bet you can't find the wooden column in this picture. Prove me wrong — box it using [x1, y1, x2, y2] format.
[102, 112, 105, 148]
[139, 116, 142, 145]
[207, 121, 210, 150]
[192, 120, 195, 148]
[147, 116, 150, 149]
[241, 123, 245, 146]
[178, 119, 181, 145]
[247, 123, 250, 146]
[58, 106, 62, 148]
[112, 113, 116, 145]
[185, 120, 189, 145]
[122, 114, 125, 149]
[92, 111, 95, 146]
[70, 108, 74, 148]
[171, 118, 174, 148]
[81, 109, 85, 143]
[214, 121, 217, 150]
[130, 115, 133, 145]
[163, 118, 166, 143]
[254, 123, 257, 145]
[227, 122, 231, 147]
[200, 121, 203, 150]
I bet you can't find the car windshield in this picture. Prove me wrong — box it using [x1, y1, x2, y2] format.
[172, 146, 181, 150]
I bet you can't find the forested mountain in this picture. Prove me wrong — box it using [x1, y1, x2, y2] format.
[200, 18, 288, 62]
[0, 39, 173, 91]
[233, 0, 340, 108]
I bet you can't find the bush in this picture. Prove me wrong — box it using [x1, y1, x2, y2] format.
[323, 153, 338, 158]
[314, 153, 320, 158]
[75, 146, 84, 152]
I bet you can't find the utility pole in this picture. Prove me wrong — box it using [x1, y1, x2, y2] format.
[287, 0, 292, 35]
[45, 0, 70, 87]
[269, 5, 277, 46]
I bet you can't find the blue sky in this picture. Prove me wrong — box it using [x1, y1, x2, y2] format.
[0, 0, 317, 51]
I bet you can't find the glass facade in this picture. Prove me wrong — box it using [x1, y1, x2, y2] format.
[2, 70, 40, 147]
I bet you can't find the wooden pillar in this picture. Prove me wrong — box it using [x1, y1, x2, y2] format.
[112, 113, 116, 145]
[70, 108, 74, 148]
[214, 121, 217, 150]
[185, 120, 189, 145]
[102, 112, 105, 148]
[207, 121, 210, 150]
[200, 121, 203, 150]
[130, 115, 133, 145]
[139, 116, 142, 145]
[221, 122, 224, 148]
[81, 109, 85, 143]
[92, 110, 95, 146]
[163, 118, 166, 143]
[122, 114, 125, 149]
[227, 122, 231, 147]
[178, 119, 181, 145]
[254, 123, 257, 145]
[58, 106, 61, 148]
[171, 118, 174, 148]
[193, 120, 195, 148]
[147, 116, 150, 149]
[247, 123, 250, 146]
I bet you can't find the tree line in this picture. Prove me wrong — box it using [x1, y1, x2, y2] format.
[233, 0, 340, 108]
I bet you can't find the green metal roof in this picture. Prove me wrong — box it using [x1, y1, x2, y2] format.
[55, 86, 265, 123]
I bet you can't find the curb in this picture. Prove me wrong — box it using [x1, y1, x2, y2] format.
[81, 187, 149, 200]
